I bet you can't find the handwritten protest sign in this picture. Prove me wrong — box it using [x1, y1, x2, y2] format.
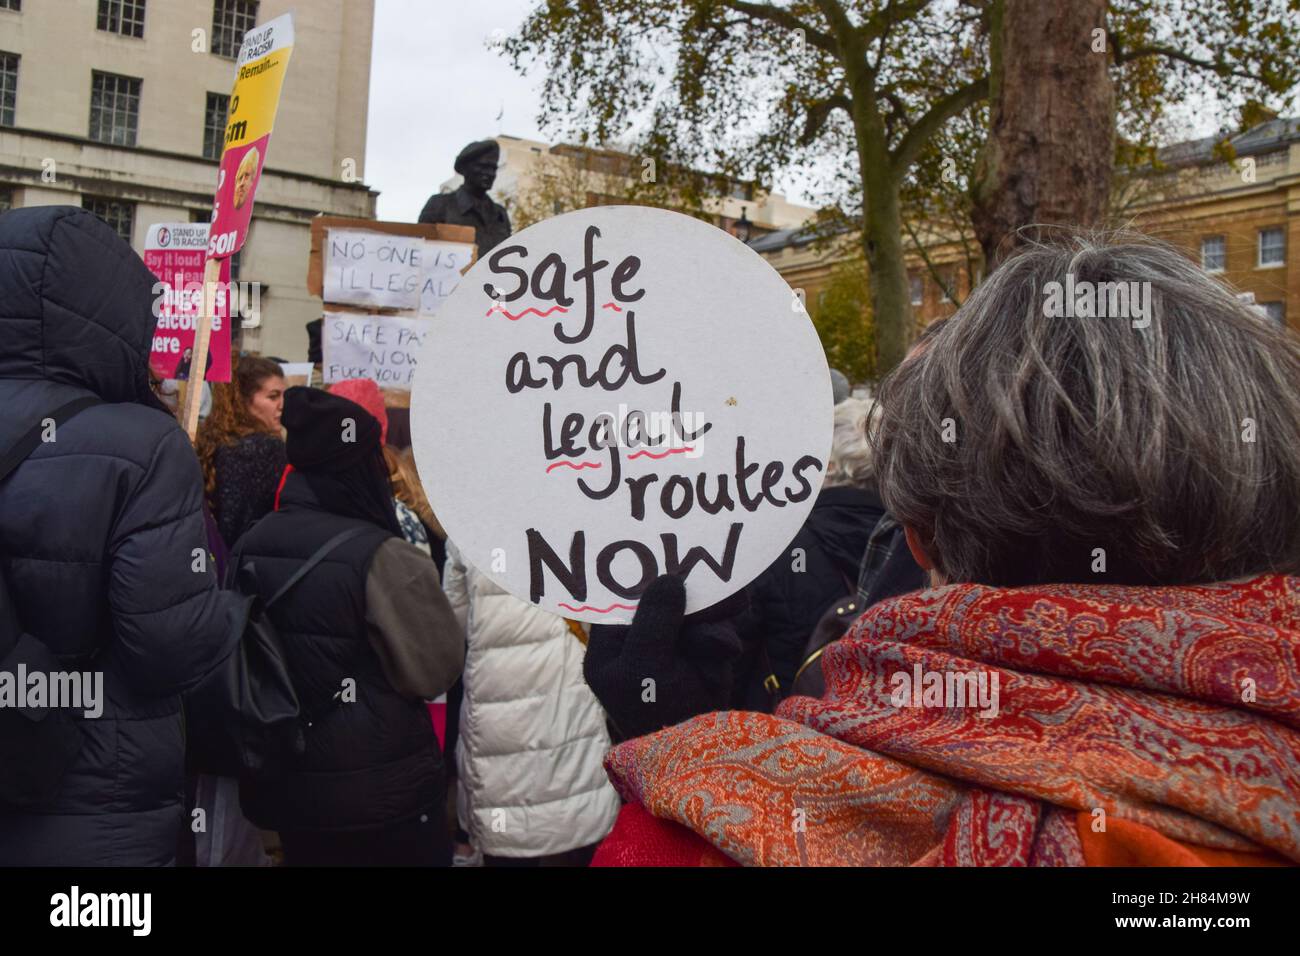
[322, 311, 428, 388]
[145, 223, 231, 382]
[322, 229, 474, 314]
[410, 206, 833, 624]
[323, 229, 424, 310]
[420, 240, 474, 316]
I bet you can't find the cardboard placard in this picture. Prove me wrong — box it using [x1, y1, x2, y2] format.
[279, 361, 314, 389]
[322, 311, 428, 389]
[307, 216, 475, 303]
[321, 228, 475, 315]
[410, 206, 833, 624]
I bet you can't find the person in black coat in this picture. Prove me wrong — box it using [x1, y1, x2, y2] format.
[732, 397, 886, 708]
[236, 387, 465, 866]
[0, 206, 240, 866]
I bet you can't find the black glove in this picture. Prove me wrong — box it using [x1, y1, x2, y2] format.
[584, 575, 745, 741]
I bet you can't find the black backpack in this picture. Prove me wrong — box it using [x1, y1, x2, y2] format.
[183, 526, 369, 777]
[0, 397, 101, 808]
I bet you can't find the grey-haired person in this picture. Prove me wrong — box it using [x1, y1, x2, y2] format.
[584, 232, 1300, 866]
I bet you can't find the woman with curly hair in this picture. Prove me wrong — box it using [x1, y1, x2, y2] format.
[196, 355, 286, 548]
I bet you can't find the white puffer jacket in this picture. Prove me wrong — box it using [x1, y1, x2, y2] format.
[443, 542, 621, 857]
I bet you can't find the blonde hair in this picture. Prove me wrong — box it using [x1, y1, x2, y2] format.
[384, 445, 445, 540]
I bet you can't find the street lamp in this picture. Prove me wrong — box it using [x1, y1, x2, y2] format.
[734, 207, 752, 243]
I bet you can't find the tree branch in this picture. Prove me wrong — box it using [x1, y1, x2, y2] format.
[864, 0, 934, 43]
[890, 75, 989, 176]
[904, 216, 962, 307]
[719, 0, 836, 52]
[801, 93, 853, 146]
[1109, 34, 1261, 83]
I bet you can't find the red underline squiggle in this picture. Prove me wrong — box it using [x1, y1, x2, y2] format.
[559, 602, 639, 614]
[485, 304, 570, 321]
[602, 302, 623, 312]
[545, 460, 603, 474]
[627, 446, 695, 461]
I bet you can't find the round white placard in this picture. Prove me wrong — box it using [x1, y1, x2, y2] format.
[412, 206, 832, 624]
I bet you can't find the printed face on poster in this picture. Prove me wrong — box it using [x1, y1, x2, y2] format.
[144, 223, 231, 382]
[410, 206, 833, 624]
[207, 13, 294, 259]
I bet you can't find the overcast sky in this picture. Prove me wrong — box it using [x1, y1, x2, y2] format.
[363, 1, 1235, 224]
[364, 0, 546, 221]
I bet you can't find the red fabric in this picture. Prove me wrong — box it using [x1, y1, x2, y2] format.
[328, 378, 388, 445]
[599, 575, 1300, 866]
[592, 803, 736, 867]
[273, 463, 292, 510]
[425, 701, 446, 751]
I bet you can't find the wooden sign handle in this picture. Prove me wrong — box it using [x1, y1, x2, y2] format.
[182, 257, 223, 442]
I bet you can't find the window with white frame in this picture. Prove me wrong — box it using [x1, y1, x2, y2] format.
[1258, 227, 1285, 268]
[203, 92, 228, 160]
[97, 0, 145, 38]
[0, 52, 16, 127]
[941, 269, 957, 303]
[909, 273, 923, 306]
[1200, 235, 1226, 272]
[212, 0, 259, 59]
[82, 196, 135, 244]
[89, 71, 141, 146]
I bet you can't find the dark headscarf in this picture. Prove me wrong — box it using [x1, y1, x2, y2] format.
[282, 386, 400, 536]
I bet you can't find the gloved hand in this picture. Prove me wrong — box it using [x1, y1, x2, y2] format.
[583, 575, 745, 741]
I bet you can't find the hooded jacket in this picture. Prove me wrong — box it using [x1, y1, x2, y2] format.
[0, 206, 238, 865]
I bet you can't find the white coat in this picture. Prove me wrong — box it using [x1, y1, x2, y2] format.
[443, 542, 621, 857]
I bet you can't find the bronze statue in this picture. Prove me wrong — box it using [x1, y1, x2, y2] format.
[418, 139, 512, 255]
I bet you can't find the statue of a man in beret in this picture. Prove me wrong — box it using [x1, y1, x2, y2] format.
[418, 139, 512, 255]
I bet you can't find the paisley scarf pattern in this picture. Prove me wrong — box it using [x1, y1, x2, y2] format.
[601, 575, 1300, 866]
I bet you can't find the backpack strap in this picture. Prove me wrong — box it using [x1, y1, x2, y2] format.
[0, 396, 101, 485]
[263, 526, 374, 609]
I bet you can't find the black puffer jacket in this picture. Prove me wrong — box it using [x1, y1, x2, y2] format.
[0, 206, 238, 865]
[734, 485, 885, 708]
[236, 475, 444, 833]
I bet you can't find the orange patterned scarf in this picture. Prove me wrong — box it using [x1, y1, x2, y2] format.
[599, 575, 1300, 866]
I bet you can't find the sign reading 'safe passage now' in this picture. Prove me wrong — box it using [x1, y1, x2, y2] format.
[411, 206, 832, 624]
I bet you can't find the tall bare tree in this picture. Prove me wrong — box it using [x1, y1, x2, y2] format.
[504, 0, 1300, 375]
[971, 0, 1113, 267]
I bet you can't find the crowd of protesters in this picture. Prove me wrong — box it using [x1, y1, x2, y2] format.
[1, 205, 1298, 868]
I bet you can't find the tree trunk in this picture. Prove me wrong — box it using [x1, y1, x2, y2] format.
[863, 183, 909, 376]
[971, 0, 1114, 269]
[849, 77, 911, 377]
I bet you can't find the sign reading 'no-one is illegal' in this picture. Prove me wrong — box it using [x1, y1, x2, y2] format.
[411, 206, 833, 625]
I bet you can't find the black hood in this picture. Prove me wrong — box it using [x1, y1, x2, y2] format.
[0, 206, 166, 410]
[804, 484, 886, 581]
